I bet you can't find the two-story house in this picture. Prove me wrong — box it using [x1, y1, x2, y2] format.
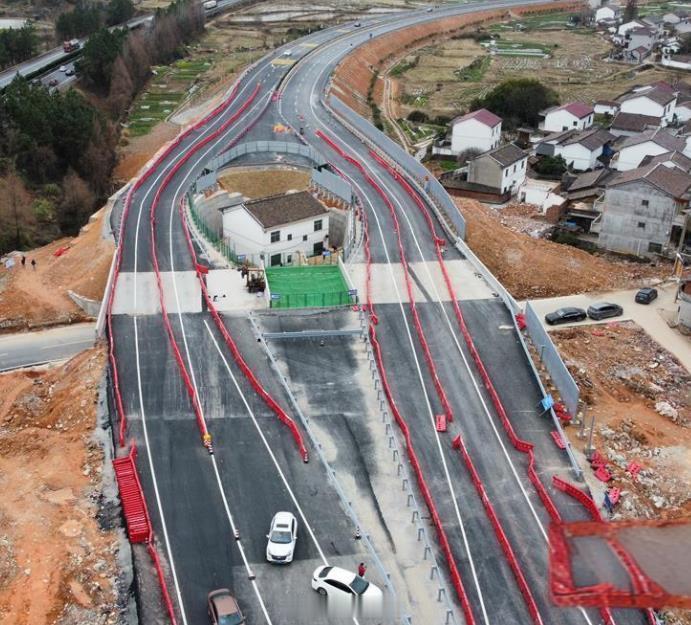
[597, 163, 691, 256]
[617, 86, 677, 124]
[467, 143, 528, 195]
[449, 109, 502, 154]
[539, 102, 594, 133]
[536, 128, 615, 171]
[219, 190, 330, 266]
[612, 128, 687, 170]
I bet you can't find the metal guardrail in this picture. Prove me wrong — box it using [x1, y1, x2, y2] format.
[261, 328, 363, 340]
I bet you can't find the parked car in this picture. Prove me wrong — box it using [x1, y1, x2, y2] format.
[266, 511, 297, 563]
[65, 67, 75, 76]
[587, 302, 623, 321]
[545, 307, 587, 326]
[312, 565, 383, 618]
[635, 287, 658, 305]
[59, 65, 67, 72]
[48, 78, 59, 87]
[207, 589, 244, 625]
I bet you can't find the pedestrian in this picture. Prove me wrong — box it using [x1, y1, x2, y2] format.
[357, 562, 366, 578]
[31, 258, 36, 271]
[21, 255, 26, 268]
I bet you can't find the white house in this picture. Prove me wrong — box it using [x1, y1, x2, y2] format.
[536, 128, 615, 171]
[676, 98, 691, 121]
[595, 5, 618, 22]
[450, 108, 502, 154]
[610, 112, 661, 137]
[467, 143, 528, 195]
[539, 102, 594, 133]
[663, 12, 682, 25]
[661, 53, 691, 71]
[612, 128, 687, 170]
[219, 190, 330, 267]
[518, 178, 566, 213]
[618, 86, 677, 124]
[618, 19, 646, 35]
[594, 100, 620, 116]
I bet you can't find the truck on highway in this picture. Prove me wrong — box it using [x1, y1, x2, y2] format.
[203, 0, 217, 9]
[63, 39, 80, 53]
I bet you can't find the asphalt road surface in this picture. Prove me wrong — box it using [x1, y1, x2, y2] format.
[0, 322, 95, 371]
[107, 3, 650, 625]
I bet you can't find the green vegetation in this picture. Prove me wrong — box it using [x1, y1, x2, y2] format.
[491, 40, 552, 55]
[78, 27, 128, 92]
[455, 56, 490, 81]
[367, 70, 383, 130]
[390, 56, 418, 77]
[471, 78, 559, 129]
[265, 265, 352, 309]
[534, 155, 567, 177]
[489, 11, 579, 32]
[55, 0, 134, 40]
[0, 22, 38, 70]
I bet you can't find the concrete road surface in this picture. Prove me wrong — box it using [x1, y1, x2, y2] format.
[0, 323, 96, 372]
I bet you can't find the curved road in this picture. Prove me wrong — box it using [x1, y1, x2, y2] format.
[109, 3, 649, 625]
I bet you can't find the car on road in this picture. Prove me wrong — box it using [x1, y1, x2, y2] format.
[635, 287, 658, 305]
[266, 511, 297, 563]
[207, 589, 245, 625]
[587, 302, 623, 321]
[312, 565, 383, 617]
[65, 67, 75, 76]
[59, 65, 67, 72]
[282, 49, 292, 56]
[544, 307, 586, 326]
[48, 78, 59, 87]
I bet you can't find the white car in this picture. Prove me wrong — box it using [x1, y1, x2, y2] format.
[282, 49, 292, 57]
[311, 565, 383, 618]
[59, 65, 67, 72]
[266, 511, 297, 563]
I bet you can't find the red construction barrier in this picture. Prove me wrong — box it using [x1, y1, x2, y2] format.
[114, 445, 178, 625]
[317, 130, 477, 625]
[551, 430, 567, 450]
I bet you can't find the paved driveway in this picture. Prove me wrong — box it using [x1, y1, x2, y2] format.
[528, 283, 691, 372]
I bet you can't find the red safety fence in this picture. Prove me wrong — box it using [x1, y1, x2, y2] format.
[368, 151, 656, 625]
[177, 197, 309, 462]
[114, 445, 178, 625]
[316, 130, 478, 625]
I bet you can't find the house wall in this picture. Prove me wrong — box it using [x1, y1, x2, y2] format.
[619, 96, 676, 123]
[598, 180, 679, 255]
[594, 103, 619, 115]
[614, 141, 669, 170]
[675, 104, 691, 122]
[468, 155, 502, 189]
[221, 207, 330, 264]
[556, 142, 602, 171]
[595, 6, 615, 21]
[543, 109, 593, 132]
[451, 118, 500, 153]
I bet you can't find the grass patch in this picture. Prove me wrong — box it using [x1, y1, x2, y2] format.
[455, 56, 490, 81]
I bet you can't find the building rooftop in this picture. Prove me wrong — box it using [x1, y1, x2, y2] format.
[568, 168, 613, 192]
[540, 127, 614, 150]
[480, 142, 528, 167]
[611, 112, 661, 132]
[243, 191, 327, 230]
[541, 102, 594, 119]
[618, 128, 686, 151]
[641, 150, 691, 172]
[609, 162, 691, 197]
[452, 108, 502, 128]
[618, 86, 676, 106]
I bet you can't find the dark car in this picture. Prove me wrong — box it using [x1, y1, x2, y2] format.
[208, 589, 245, 625]
[545, 307, 587, 325]
[48, 78, 59, 87]
[635, 287, 658, 305]
[587, 302, 623, 321]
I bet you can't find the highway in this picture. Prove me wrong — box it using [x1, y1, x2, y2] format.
[106, 2, 651, 625]
[0, 322, 95, 371]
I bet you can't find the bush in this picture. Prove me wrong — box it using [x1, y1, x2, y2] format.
[534, 155, 567, 177]
[407, 110, 429, 123]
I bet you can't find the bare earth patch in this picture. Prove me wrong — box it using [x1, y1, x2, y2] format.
[218, 166, 310, 199]
[455, 198, 671, 299]
[0, 347, 121, 625]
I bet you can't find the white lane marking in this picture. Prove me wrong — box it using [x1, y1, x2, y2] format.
[133, 315, 188, 625]
[40, 339, 93, 350]
[203, 320, 328, 565]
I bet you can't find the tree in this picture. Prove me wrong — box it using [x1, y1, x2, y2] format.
[407, 110, 429, 123]
[0, 23, 38, 70]
[534, 154, 567, 177]
[0, 172, 34, 252]
[679, 33, 691, 54]
[107, 0, 135, 26]
[107, 56, 135, 117]
[470, 78, 559, 129]
[57, 170, 94, 235]
[56, 2, 102, 40]
[76, 27, 127, 92]
[623, 0, 638, 22]
[456, 148, 481, 166]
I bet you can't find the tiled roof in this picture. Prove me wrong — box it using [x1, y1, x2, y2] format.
[611, 112, 661, 132]
[609, 162, 691, 197]
[541, 128, 614, 150]
[618, 128, 686, 151]
[244, 191, 327, 229]
[542, 102, 593, 119]
[452, 108, 502, 128]
[595, 100, 620, 107]
[641, 150, 691, 172]
[478, 143, 527, 167]
[568, 168, 613, 191]
[618, 86, 676, 106]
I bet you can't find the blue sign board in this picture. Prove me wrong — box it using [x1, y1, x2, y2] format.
[271, 293, 281, 300]
[541, 394, 555, 411]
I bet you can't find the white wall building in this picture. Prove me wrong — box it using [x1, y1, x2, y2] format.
[219, 191, 330, 267]
[450, 108, 502, 154]
[675, 98, 691, 122]
[595, 5, 618, 22]
[467, 143, 528, 195]
[594, 100, 620, 116]
[613, 128, 688, 171]
[536, 128, 614, 171]
[618, 86, 677, 124]
[540, 102, 594, 133]
[618, 19, 646, 35]
[518, 178, 566, 213]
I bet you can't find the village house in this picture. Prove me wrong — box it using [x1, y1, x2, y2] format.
[609, 112, 661, 137]
[617, 86, 677, 124]
[449, 109, 502, 154]
[593, 100, 620, 116]
[617, 19, 646, 36]
[595, 163, 691, 256]
[467, 143, 528, 195]
[640, 150, 691, 172]
[595, 4, 619, 22]
[661, 53, 691, 71]
[612, 128, 687, 170]
[536, 127, 614, 171]
[674, 98, 691, 121]
[539, 102, 594, 133]
[562, 168, 616, 232]
[218, 190, 331, 267]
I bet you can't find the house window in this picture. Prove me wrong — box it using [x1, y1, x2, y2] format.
[271, 230, 280, 243]
[637, 221, 646, 229]
[286, 254, 292, 264]
[573, 121, 578, 127]
[303, 234, 308, 241]
[648, 242, 662, 253]
[287, 233, 293, 241]
[513, 164, 516, 172]
[504, 169, 509, 177]
[641, 199, 649, 207]
[521, 160, 525, 169]
[314, 219, 323, 232]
